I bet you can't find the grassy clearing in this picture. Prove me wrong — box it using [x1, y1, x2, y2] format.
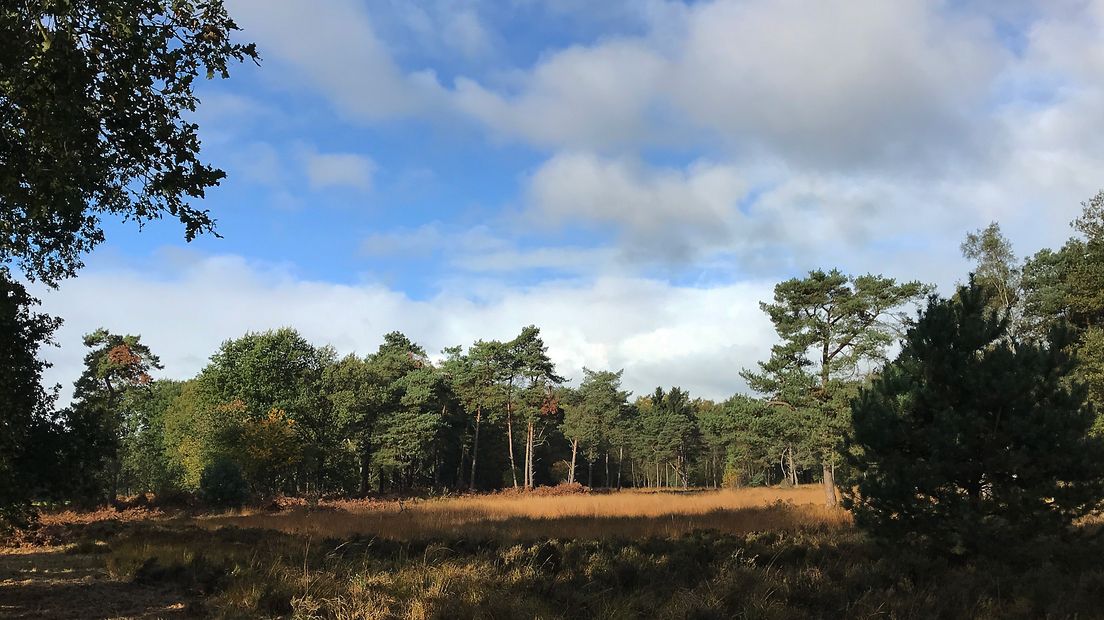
[199, 486, 848, 541]
[4, 486, 1104, 619]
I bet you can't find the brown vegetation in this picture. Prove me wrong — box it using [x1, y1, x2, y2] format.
[199, 485, 846, 541]
[4, 487, 1103, 618]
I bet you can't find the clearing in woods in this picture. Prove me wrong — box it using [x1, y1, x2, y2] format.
[4, 486, 1103, 618]
[1, 486, 837, 618]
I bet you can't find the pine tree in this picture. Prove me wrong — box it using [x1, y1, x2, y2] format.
[742, 269, 929, 506]
[846, 281, 1104, 555]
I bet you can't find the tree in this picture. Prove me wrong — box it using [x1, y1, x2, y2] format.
[371, 365, 452, 491]
[635, 387, 699, 488]
[0, 274, 61, 529]
[1021, 191, 1104, 416]
[63, 328, 162, 503]
[562, 369, 630, 487]
[960, 222, 1021, 320]
[720, 395, 813, 487]
[161, 379, 219, 489]
[846, 281, 1104, 555]
[442, 340, 505, 490]
[321, 354, 377, 494]
[1074, 189, 1104, 241]
[117, 379, 186, 495]
[509, 326, 564, 489]
[742, 269, 929, 506]
[350, 332, 472, 493]
[73, 328, 162, 406]
[1, 0, 257, 284]
[196, 329, 335, 492]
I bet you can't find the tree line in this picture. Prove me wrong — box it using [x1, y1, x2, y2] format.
[3, 192, 1101, 523]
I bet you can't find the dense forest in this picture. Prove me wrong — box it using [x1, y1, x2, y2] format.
[4, 198, 1103, 520]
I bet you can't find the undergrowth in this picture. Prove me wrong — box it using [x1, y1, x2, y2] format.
[100, 521, 1104, 619]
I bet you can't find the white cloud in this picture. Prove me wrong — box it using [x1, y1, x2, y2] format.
[303, 151, 376, 191]
[453, 40, 670, 150]
[35, 252, 777, 404]
[443, 9, 492, 59]
[527, 153, 747, 261]
[447, 0, 1007, 170]
[225, 0, 446, 121]
[671, 0, 1005, 169]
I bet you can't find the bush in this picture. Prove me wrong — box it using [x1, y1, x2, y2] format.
[199, 459, 249, 509]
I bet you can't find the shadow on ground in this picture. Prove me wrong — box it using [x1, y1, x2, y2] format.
[0, 549, 194, 619]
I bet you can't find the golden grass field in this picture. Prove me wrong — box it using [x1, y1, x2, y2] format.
[199, 485, 849, 541]
[1, 486, 848, 618]
[5, 486, 1104, 618]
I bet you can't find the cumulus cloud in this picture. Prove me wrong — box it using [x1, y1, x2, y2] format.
[517, 146, 1090, 284]
[34, 252, 776, 404]
[225, 0, 445, 121]
[448, 0, 1007, 170]
[670, 0, 1005, 169]
[526, 153, 747, 261]
[453, 41, 670, 150]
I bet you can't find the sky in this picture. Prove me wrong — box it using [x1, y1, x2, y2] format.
[34, 0, 1104, 402]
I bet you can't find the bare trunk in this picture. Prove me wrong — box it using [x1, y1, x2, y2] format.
[616, 446, 623, 489]
[788, 447, 797, 486]
[506, 411, 518, 489]
[523, 421, 530, 489]
[822, 461, 838, 507]
[469, 406, 482, 490]
[529, 419, 538, 487]
[569, 438, 578, 484]
[604, 451, 610, 488]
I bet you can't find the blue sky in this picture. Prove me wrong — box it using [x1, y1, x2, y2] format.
[38, 0, 1104, 401]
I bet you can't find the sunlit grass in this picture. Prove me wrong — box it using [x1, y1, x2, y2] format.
[197, 485, 849, 540]
[7, 487, 1104, 618]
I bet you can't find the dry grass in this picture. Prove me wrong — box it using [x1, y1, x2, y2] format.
[5, 507, 168, 548]
[197, 485, 850, 541]
[7, 487, 1104, 618]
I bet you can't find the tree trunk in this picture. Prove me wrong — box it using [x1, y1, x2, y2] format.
[604, 451, 610, 489]
[616, 446, 623, 490]
[506, 412, 518, 489]
[530, 421, 537, 488]
[788, 448, 797, 486]
[359, 441, 372, 496]
[588, 459, 594, 487]
[523, 421, 530, 489]
[822, 461, 838, 507]
[469, 406, 482, 490]
[569, 438, 578, 484]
